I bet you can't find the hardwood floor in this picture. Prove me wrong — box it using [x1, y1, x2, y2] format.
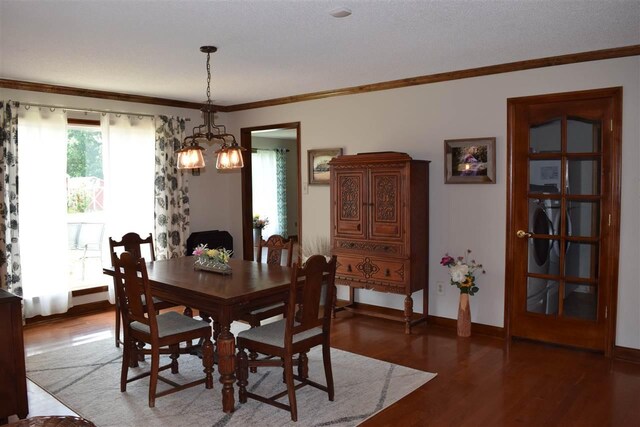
[19, 308, 640, 426]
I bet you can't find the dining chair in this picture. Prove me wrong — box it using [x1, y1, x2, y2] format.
[239, 234, 295, 330]
[109, 232, 191, 348]
[113, 251, 214, 408]
[236, 254, 337, 422]
[256, 234, 294, 267]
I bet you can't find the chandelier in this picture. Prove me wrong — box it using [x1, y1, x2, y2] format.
[177, 46, 245, 173]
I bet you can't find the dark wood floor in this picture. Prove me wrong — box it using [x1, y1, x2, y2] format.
[22, 309, 640, 426]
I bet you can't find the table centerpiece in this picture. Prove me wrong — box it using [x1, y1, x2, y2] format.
[193, 244, 233, 274]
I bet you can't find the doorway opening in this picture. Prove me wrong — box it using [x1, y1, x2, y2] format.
[241, 122, 301, 261]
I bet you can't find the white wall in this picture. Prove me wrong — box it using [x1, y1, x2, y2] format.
[190, 57, 639, 349]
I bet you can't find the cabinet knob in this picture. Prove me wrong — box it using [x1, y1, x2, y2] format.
[347, 265, 352, 272]
[385, 269, 391, 277]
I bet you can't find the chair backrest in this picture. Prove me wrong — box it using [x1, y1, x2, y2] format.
[109, 232, 156, 266]
[285, 255, 337, 341]
[186, 230, 233, 256]
[112, 251, 158, 336]
[257, 234, 294, 267]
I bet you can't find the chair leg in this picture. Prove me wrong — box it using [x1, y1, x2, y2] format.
[322, 343, 334, 401]
[236, 348, 248, 403]
[148, 348, 160, 408]
[183, 307, 193, 348]
[129, 339, 139, 368]
[115, 303, 121, 347]
[202, 337, 214, 389]
[249, 319, 259, 373]
[120, 334, 130, 392]
[137, 340, 145, 362]
[298, 352, 309, 379]
[169, 344, 179, 374]
[284, 357, 298, 422]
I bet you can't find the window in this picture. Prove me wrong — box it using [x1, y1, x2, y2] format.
[66, 120, 106, 290]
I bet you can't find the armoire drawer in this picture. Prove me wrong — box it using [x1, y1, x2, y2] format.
[336, 255, 408, 284]
[334, 239, 404, 256]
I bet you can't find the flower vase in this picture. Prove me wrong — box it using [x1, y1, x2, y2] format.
[253, 228, 262, 247]
[457, 292, 471, 337]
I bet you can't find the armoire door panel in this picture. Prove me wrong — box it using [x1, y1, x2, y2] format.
[334, 170, 367, 238]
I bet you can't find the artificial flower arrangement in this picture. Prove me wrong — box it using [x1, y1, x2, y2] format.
[253, 215, 269, 229]
[440, 249, 485, 296]
[193, 244, 233, 273]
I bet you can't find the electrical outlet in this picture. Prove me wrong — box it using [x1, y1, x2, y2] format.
[436, 281, 445, 295]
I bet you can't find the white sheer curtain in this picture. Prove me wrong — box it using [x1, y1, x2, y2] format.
[18, 107, 72, 317]
[252, 150, 279, 237]
[102, 114, 155, 303]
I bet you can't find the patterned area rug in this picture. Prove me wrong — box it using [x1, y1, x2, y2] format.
[26, 337, 435, 427]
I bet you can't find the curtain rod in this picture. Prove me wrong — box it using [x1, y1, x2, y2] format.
[11, 101, 190, 121]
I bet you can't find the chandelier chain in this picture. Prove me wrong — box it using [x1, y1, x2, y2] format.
[206, 52, 212, 102]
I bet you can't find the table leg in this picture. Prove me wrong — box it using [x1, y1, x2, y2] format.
[217, 322, 236, 413]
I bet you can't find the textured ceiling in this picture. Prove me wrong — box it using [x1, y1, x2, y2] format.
[1, 1, 638, 106]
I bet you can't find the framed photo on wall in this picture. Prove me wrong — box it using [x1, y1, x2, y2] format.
[444, 137, 496, 184]
[308, 148, 343, 185]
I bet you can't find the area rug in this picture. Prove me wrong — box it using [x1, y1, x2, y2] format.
[26, 337, 436, 427]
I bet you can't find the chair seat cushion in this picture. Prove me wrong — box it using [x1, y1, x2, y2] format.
[249, 302, 284, 315]
[131, 311, 209, 338]
[237, 319, 321, 348]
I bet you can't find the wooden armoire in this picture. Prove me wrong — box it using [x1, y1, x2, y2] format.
[329, 152, 429, 333]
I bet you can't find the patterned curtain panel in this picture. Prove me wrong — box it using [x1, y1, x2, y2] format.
[154, 116, 190, 259]
[0, 101, 21, 295]
[275, 148, 288, 238]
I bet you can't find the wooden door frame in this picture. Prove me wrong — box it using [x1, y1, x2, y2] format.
[240, 122, 302, 261]
[504, 87, 622, 356]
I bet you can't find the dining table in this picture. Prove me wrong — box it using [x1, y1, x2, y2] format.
[104, 256, 293, 413]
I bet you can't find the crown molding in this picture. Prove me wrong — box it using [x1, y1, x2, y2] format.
[224, 44, 640, 111]
[2, 44, 639, 112]
[0, 78, 204, 110]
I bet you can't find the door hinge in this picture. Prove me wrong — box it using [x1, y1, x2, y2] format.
[610, 119, 613, 131]
[608, 214, 611, 227]
[605, 306, 608, 319]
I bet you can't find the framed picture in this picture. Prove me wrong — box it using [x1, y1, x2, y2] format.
[308, 148, 343, 185]
[444, 137, 496, 184]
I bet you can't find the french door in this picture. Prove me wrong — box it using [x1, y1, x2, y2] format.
[506, 88, 622, 354]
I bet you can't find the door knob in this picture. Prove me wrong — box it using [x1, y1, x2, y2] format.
[516, 230, 532, 238]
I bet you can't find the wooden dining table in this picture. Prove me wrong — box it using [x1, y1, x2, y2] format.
[104, 256, 292, 413]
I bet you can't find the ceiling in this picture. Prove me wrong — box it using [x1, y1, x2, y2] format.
[1, 1, 638, 107]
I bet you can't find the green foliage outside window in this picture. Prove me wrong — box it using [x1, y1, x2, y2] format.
[67, 129, 103, 178]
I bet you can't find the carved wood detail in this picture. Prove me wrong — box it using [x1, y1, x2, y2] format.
[337, 240, 399, 254]
[340, 176, 360, 219]
[375, 175, 397, 222]
[356, 257, 380, 279]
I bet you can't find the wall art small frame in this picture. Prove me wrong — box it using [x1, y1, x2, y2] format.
[308, 148, 343, 185]
[444, 137, 496, 184]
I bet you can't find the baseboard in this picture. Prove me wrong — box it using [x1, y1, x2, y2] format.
[614, 345, 640, 363]
[335, 299, 504, 338]
[25, 300, 114, 326]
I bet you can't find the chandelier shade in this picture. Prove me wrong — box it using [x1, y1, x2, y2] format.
[176, 45, 245, 172]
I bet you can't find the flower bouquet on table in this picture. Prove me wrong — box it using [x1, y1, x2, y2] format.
[193, 244, 233, 274]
